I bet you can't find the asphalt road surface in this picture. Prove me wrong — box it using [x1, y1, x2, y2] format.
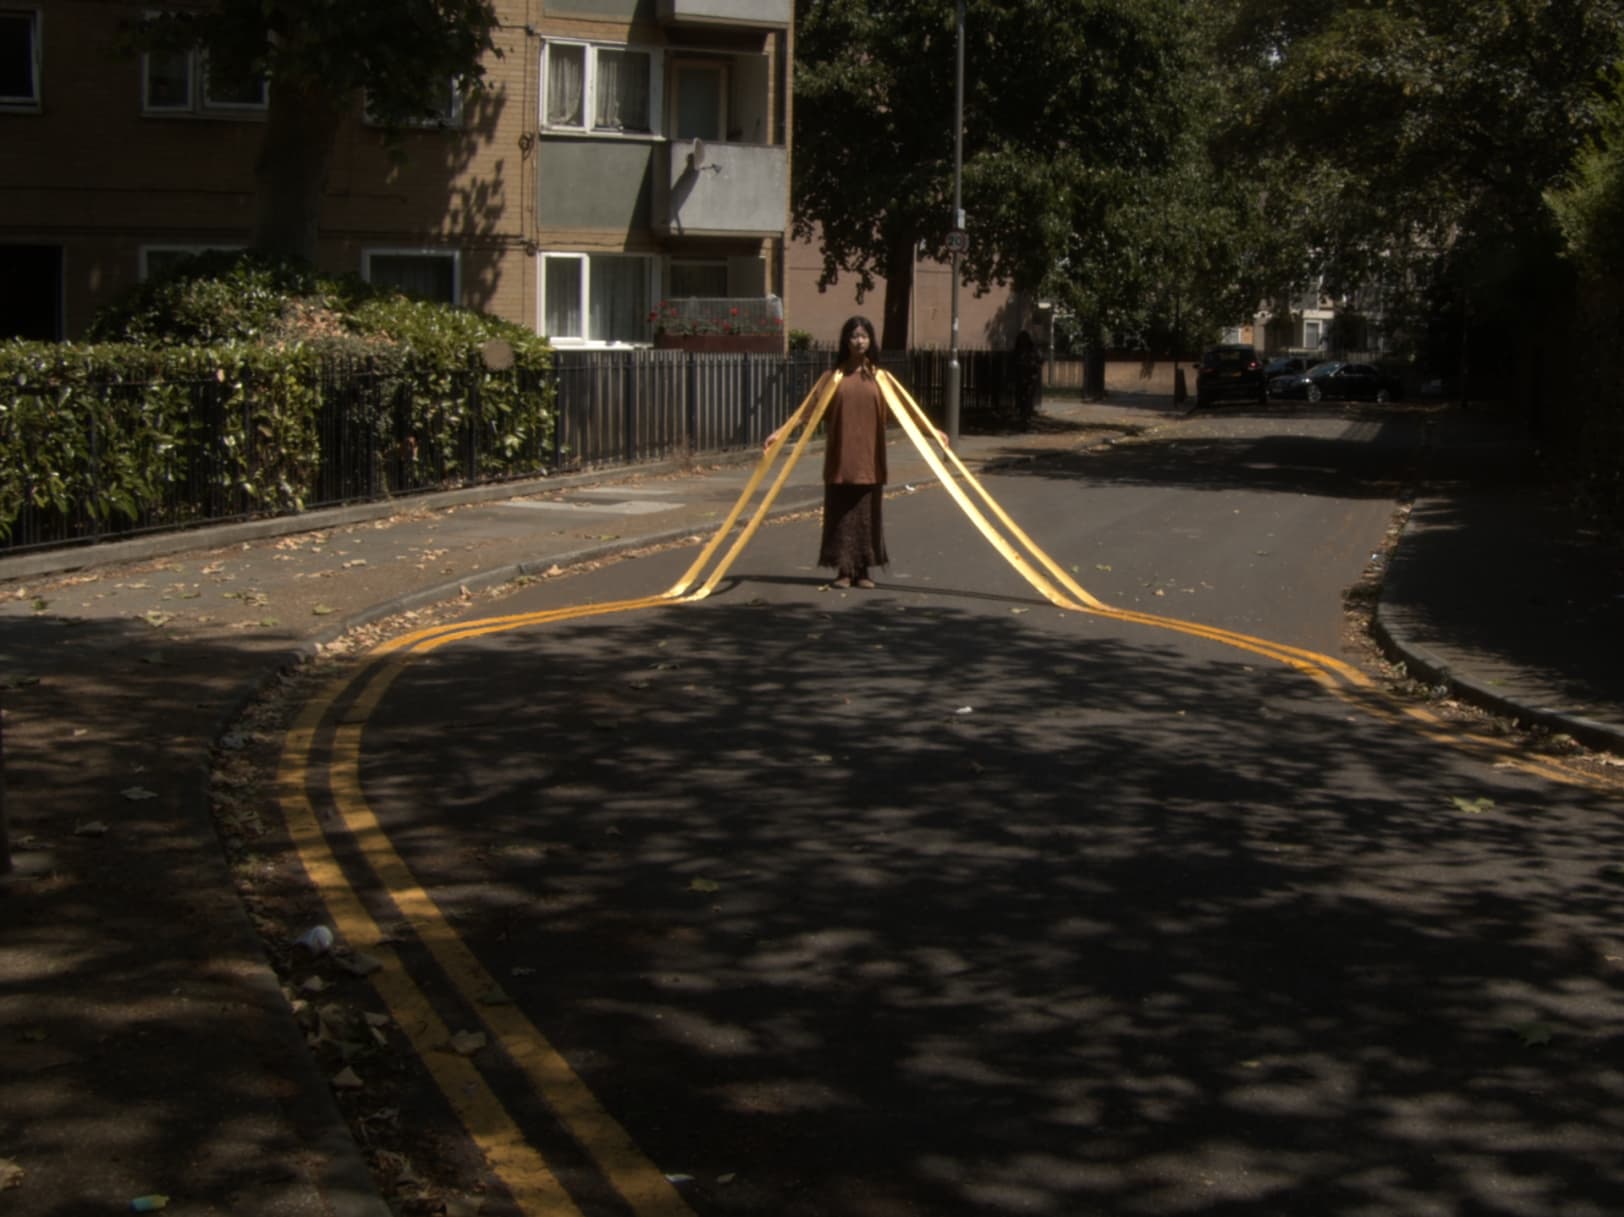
[291, 412, 1624, 1217]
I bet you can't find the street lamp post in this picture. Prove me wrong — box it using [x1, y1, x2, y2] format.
[944, 0, 965, 445]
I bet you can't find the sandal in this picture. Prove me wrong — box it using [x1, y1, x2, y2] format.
[830, 575, 852, 589]
[855, 577, 876, 589]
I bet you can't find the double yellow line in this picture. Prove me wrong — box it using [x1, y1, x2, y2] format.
[277, 367, 1592, 1216]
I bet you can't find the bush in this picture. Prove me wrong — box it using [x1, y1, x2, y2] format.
[2, 252, 555, 543]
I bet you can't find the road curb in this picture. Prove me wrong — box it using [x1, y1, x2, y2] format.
[0, 450, 768, 585]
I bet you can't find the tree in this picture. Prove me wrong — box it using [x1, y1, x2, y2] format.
[1206, 0, 1624, 379]
[129, 1, 500, 263]
[792, 0, 1193, 349]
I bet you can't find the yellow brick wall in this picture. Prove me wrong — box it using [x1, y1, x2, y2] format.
[1, 0, 796, 339]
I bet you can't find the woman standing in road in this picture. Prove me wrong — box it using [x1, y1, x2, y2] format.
[766, 315, 945, 589]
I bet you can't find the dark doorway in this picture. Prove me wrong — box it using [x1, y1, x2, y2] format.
[0, 244, 64, 340]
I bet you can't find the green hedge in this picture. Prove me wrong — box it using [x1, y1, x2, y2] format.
[2, 255, 555, 543]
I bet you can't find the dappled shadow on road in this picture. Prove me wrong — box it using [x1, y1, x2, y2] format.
[0, 616, 368, 1216]
[360, 592, 1624, 1216]
[996, 419, 1424, 503]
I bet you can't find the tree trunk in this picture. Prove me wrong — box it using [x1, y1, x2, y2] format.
[881, 231, 916, 352]
[252, 78, 346, 263]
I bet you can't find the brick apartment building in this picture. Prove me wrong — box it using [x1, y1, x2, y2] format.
[0, 0, 794, 345]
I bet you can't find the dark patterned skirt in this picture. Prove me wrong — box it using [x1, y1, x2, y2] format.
[818, 483, 888, 574]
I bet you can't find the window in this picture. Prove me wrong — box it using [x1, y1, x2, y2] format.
[140, 244, 245, 280]
[541, 253, 652, 344]
[363, 250, 460, 305]
[669, 259, 728, 298]
[364, 79, 463, 129]
[543, 41, 656, 134]
[0, 8, 40, 109]
[0, 244, 62, 340]
[670, 61, 726, 142]
[1303, 318, 1324, 349]
[143, 46, 266, 115]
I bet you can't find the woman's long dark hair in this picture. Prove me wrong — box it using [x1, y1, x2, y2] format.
[837, 315, 878, 369]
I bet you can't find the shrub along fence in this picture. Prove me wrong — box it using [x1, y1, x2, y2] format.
[1, 344, 1029, 556]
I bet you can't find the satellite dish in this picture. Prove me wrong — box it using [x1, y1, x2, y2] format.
[689, 138, 708, 169]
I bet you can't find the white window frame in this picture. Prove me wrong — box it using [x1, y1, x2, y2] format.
[364, 79, 464, 130]
[540, 39, 662, 138]
[538, 251, 656, 347]
[139, 243, 246, 280]
[0, 7, 41, 110]
[141, 42, 267, 116]
[361, 248, 461, 305]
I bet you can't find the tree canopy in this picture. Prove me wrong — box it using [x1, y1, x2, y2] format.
[792, 0, 1196, 348]
[1207, 0, 1624, 363]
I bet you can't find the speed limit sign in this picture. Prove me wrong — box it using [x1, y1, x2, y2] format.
[945, 228, 969, 253]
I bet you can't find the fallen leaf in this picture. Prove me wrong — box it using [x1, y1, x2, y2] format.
[312, 604, 335, 616]
[122, 787, 158, 801]
[688, 878, 720, 893]
[130, 1195, 170, 1212]
[1451, 796, 1495, 815]
[75, 820, 110, 836]
[333, 951, 383, 977]
[1010, 607, 1029, 615]
[0, 1158, 23, 1189]
[450, 1030, 487, 1056]
[331, 1066, 364, 1090]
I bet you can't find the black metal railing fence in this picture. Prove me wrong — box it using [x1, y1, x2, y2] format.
[2, 346, 1028, 555]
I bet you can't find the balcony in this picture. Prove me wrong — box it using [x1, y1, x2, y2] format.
[661, 140, 787, 238]
[657, 0, 791, 29]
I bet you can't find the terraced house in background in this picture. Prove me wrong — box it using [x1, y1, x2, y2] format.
[0, 0, 794, 346]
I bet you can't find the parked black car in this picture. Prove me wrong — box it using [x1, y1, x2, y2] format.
[1195, 345, 1267, 407]
[1267, 360, 1401, 403]
[1263, 355, 1309, 381]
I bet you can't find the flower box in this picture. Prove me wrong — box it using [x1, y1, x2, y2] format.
[653, 332, 784, 354]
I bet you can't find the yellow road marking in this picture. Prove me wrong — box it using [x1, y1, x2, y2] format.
[279, 690, 589, 1216]
[329, 661, 698, 1217]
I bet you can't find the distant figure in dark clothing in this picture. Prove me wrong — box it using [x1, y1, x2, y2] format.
[1014, 329, 1043, 428]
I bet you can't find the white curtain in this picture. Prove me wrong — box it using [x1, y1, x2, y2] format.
[546, 44, 584, 127]
[594, 50, 648, 132]
[544, 258, 582, 338]
[589, 257, 649, 343]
